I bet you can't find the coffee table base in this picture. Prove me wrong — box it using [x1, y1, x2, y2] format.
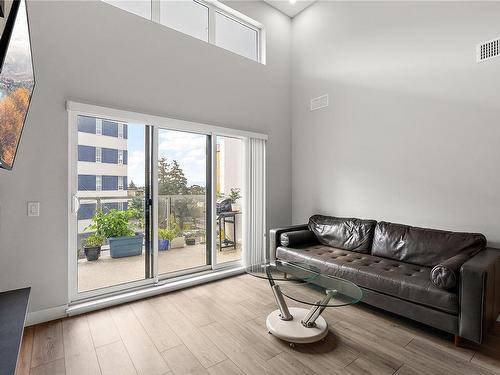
[266, 308, 329, 344]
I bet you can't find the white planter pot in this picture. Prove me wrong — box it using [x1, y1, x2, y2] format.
[170, 237, 186, 249]
[231, 203, 240, 212]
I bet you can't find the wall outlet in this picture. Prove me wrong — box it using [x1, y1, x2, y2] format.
[27, 201, 40, 217]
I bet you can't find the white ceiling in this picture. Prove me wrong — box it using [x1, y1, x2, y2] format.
[263, 0, 317, 18]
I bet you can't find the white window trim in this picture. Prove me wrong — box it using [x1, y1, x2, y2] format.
[96, 119, 102, 135]
[67, 100, 267, 304]
[114, 0, 265, 64]
[118, 149, 123, 164]
[96, 175, 102, 191]
[96, 147, 102, 163]
[118, 176, 123, 190]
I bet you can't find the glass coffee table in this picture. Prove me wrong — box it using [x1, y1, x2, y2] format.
[246, 260, 363, 346]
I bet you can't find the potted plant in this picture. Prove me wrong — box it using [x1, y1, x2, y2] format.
[185, 232, 196, 246]
[158, 228, 176, 251]
[88, 209, 144, 258]
[83, 233, 104, 261]
[229, 188, 242, 211]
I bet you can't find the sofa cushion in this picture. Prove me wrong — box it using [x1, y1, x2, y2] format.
[430, 253, 472, 290]
[276, 245, 458, 314]
[308, 215, 377, 254]
[372, 221, 486, 267]
[280, 230, 318, 247]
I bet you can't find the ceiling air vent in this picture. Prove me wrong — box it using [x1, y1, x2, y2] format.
[310, 94, 329, 111]
[477, 37, 500, 62]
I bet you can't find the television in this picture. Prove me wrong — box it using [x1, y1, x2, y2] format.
[0, 0, 34, 170]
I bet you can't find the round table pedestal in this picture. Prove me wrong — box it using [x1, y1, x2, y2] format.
[266, 307, 328, 344]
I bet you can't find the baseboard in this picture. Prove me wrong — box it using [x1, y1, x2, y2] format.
[26, 304, 68, 326]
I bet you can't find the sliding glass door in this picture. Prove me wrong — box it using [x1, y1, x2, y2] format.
[69, 104, 259, 302]
[215, 136, 244, 266]
[156, 129, 211, 277]
[74, 115, 150, 295]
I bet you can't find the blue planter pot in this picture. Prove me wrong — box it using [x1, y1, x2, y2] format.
[108, 234, 144, 258]
[159, 239, 170, 251]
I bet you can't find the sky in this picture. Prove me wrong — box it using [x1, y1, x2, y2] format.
[127, 125, 207, 188]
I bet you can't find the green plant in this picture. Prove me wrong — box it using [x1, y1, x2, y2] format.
[84, 233, 104, 248]
[87, 209, 136, 238]
[158, 228, 176, 241]
[228, 188, 241, 203]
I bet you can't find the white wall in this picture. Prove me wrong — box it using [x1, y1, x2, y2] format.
[292, 2, 500, 245]
[0, 0, 291, 314]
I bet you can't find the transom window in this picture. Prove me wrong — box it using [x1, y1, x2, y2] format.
[102, 0, 263, 63]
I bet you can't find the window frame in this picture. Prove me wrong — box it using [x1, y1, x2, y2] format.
[130, 0, 265, 63]
[67, 100, 267, 304]
[96, 175, 102, 191]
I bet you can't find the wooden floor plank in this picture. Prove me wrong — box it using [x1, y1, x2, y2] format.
[110, 305, 169, 375]
[161, 344, 208, 375]
[87, 309, 121, 348]
[31, 320, 64, 368]
[96, 341, 137, 375]
[149, 296, 227, 368]
[206, 359, 245, 375]
[29, 359, 66, 375]
[130, 300, 182, 352]
[25, 275, 500, 375]
[343, 356, 395, 375]
[62, 315, 101, 375]
[266, 351, 321, 375]
[15, 326, 33, 375]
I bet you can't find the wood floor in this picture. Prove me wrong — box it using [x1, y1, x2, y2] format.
[16, 274, 500, 375]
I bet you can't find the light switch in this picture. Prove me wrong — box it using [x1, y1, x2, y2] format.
[27, 201, 40, 217]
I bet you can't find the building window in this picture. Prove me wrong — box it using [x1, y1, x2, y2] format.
[96, 175, 102, 191]
[102, 0, 263, 63]
[78, 145, 96, 162]
[118, 202, 124, 211]
[96, 147, 102, 163]
[118, 150, 123, 164]
[118, 123, 124, 139]
[78, 175, 97, 191]
[118, 176, 124, 190]
[78, 116, 96, 134]
[102, 176, 119, 191]
[96, 119, 102, 135]
[103, 120, 119, 137]
[78, 203, 97, 221]
[102, 148, 118, 164]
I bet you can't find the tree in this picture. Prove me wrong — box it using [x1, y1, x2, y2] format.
[158, 157, 188, 195]
[0, 87, 29, 166]
[188, 184, 206, 195]
[128, 180, 137, 190]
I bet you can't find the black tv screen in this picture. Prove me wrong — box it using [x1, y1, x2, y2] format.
[0, 0, 34, 170]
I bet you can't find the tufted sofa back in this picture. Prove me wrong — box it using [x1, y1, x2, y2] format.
[372, 221, 486, 267]
[308, 215, 377, 254]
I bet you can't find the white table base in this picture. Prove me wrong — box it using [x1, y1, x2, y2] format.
[266, 307, 329, 344]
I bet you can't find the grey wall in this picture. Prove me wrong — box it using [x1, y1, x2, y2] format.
[0, 0, 291, 313]
[292, 2, 500, 245]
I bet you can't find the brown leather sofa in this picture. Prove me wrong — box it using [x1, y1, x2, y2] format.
[270, 215, 500, 344]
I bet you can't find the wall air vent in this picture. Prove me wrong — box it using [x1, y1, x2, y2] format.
[477, 37, 500, 62]
[310, 94, 329, 111]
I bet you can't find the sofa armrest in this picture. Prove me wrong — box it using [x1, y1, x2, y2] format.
[459, 248, 500, 343]
[269, 224, 309, 261]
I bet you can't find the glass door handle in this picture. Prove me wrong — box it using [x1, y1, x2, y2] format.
[72, 195, 80, 214]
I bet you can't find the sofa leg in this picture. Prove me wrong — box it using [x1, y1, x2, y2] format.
[454, 335, 461, 347]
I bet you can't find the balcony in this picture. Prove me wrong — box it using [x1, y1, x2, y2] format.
[78, 243, 242, 292]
